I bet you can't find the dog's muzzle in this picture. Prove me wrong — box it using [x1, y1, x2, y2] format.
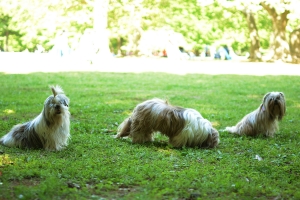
[55, 105, 61, 114]
[273, 96, 281, 105]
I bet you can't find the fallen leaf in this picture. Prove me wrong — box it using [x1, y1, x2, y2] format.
[255, 154, 263, 161]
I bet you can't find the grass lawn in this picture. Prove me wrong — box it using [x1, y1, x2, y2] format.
[0, 69, 299, 199]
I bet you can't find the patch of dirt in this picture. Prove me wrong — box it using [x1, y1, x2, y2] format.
[10, 177, 41, 187]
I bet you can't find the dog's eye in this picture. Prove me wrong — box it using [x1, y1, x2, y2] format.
[61, 100, 68, 107]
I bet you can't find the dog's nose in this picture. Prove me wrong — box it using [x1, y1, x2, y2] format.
[274, 96, 281, 104]
[55, 105, 60, 109]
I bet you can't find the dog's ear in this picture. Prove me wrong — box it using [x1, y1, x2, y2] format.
[63, 99, 69, 107]
[279, 92, 285, 99]
[278, 92, 286, 120]
[51, 85, 64, 97]
[259, 104, 265, 112]
[262, 92, 271, 103]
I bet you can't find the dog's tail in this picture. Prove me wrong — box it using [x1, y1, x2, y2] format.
[115, 117, 132, 138]
[225, 126, 237, 134]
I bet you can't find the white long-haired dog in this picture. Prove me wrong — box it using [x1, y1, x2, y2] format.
[0, 86, 70, 150]
[226, 92, 286, 137]
[115, 98, 220, 148]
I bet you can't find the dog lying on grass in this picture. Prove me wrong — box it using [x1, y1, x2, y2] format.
[0, 86, 70, 150]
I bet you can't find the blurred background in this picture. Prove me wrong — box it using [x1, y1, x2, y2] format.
[0, 0, 299, 63]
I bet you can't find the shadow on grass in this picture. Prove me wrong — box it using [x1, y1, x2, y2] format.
[115, 137, 170, 149]
[115, 135, 223, 151]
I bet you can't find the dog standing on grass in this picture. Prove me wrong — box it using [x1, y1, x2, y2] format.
[0, 86, 70, 150]
[226, 92, 286, 137]
[115, 98, 220, 148]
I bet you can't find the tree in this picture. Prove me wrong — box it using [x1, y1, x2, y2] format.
[208, 0, 300, 62]
[198, 0, 262, 59]
[1, 0, 299, 63]
[0, 15, 23, 51]
[260, 0, 291, 61]
[0, 14, 12, 51]
[93, 0, 111, 57]
[289, 28, 300, 63]
[241, 7, 262, 61]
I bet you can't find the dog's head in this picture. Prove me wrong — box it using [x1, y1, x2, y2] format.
[201, 128, 220, 148]
[43, 86, 70, 125]
[261, 92, 286, 120]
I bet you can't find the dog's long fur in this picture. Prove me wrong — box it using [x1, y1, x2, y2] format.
[226, 92, 286, 137]
[0, 86, 70, 150]
[116, 98, 219, 148]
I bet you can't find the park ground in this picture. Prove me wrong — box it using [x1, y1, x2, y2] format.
[0, 52, 299, 75]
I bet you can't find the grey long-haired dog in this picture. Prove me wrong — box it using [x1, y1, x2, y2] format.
[115, 98, 219, 148]
[0, 86, 70, 150]
[226, 92, 286, 137]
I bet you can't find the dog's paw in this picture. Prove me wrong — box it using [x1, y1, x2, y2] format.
[112, 134, 120, 139]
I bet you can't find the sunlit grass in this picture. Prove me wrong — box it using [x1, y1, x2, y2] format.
[3, 109, 15, 114]
[0, 71, 299, 199]
[0, 154, 13, 167]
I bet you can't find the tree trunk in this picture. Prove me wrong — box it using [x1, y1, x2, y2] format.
[93, 0, 111, 58]
[261, 2, 290, 62]
[127, 2, 143, 56]
[117, 37, 122, 56]
[5, 30, 9, 52]
[289, 28, 300, 64]
[242, 8, 262, 61]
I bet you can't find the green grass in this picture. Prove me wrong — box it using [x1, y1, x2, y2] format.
[0, 71, 300, 199]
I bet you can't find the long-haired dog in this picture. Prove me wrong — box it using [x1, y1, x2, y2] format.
[115, 98, 219, 148]
[0, 86, 70, 150]
[226, 92, 286, 137]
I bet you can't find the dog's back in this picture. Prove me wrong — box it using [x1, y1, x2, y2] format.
[0, 121, 44, 149]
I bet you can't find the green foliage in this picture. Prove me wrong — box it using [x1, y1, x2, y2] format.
[0, 67, 299, 199]
[0, 0, 300, 54]
[0, 13, 23, 51]
[0, 0, 94, 52]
